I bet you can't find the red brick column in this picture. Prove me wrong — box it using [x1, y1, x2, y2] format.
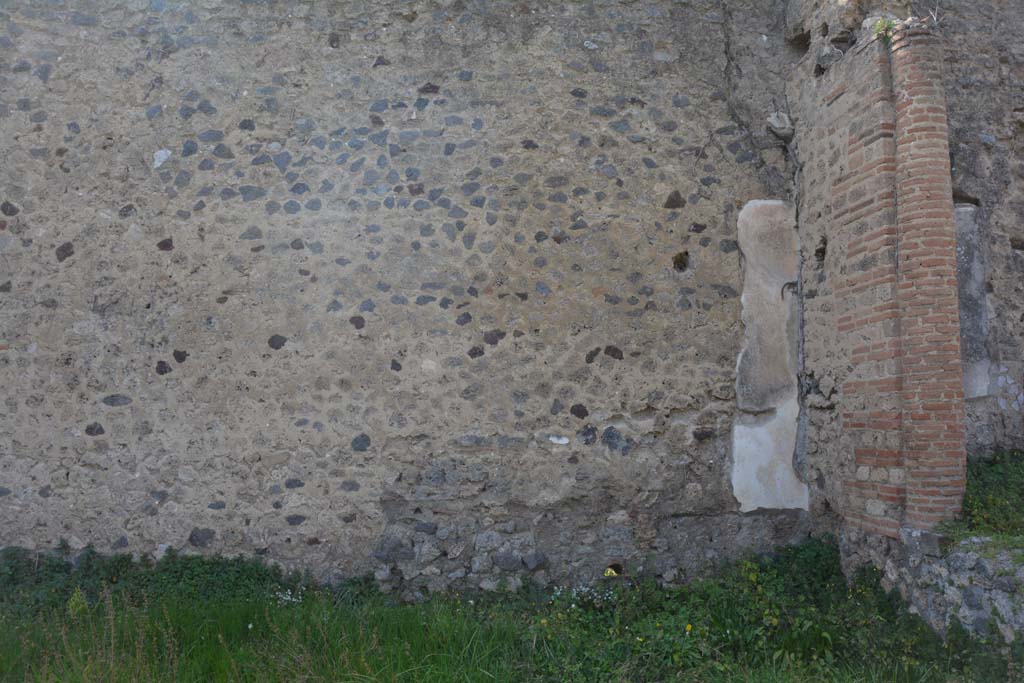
[832, 42, 904, 538]
[890, 24, 966, 530]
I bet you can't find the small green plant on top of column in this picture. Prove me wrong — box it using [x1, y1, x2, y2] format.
[873, 18, 898, 44]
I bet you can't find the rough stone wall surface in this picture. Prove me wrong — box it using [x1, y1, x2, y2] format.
[843, 529, 1024, 643]
[956, 204, 990, 402]
[0, 0, 814, 592]
[940, 0, 1024, 457]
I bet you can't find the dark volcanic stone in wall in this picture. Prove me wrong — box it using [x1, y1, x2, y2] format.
[55, 242, 75, 262]
[189, 528, 215, 548]
[0, 0, 796, 590]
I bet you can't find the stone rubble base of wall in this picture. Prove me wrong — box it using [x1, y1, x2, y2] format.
[843, 527, 1024, 644]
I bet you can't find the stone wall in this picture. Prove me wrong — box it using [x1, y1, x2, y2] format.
[941, 0, 1024, 457]
[0, 0, 1021, 605]
[842, 529, 1024, 643]
[0, 0, 812, 593]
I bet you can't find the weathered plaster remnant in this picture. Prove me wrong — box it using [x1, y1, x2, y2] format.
[956, 204, 990, 400]
[956, 203, 1003, 456]
[732, 201, 808, 512]
[942, 0, 1024, 456]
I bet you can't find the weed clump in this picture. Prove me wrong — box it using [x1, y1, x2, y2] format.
[961, 450, 1024, 537]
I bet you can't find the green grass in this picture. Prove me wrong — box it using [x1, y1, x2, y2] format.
[942, 450, 1024, 554]
[0, 539, 1019, 682]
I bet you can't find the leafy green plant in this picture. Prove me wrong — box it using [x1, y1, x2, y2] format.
[873, 18, 898, 44]
[65, 586, 88, 620]
[941, 450, 1024, 554]
[962, 451, 1024, 536]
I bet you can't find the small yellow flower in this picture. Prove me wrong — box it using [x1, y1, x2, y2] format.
[685, 623, 693, 634]
[604, 567, 618, 577]
[540, 618, 549, 626]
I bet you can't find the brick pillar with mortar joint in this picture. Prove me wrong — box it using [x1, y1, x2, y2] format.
[889, 21, 967, 531]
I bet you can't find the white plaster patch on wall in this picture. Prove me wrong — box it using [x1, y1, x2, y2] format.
[955, 204, 992, 400]
[962, 361, 993, 402]
[731, 200, 809, 512]
[733, 398, 808, 512]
